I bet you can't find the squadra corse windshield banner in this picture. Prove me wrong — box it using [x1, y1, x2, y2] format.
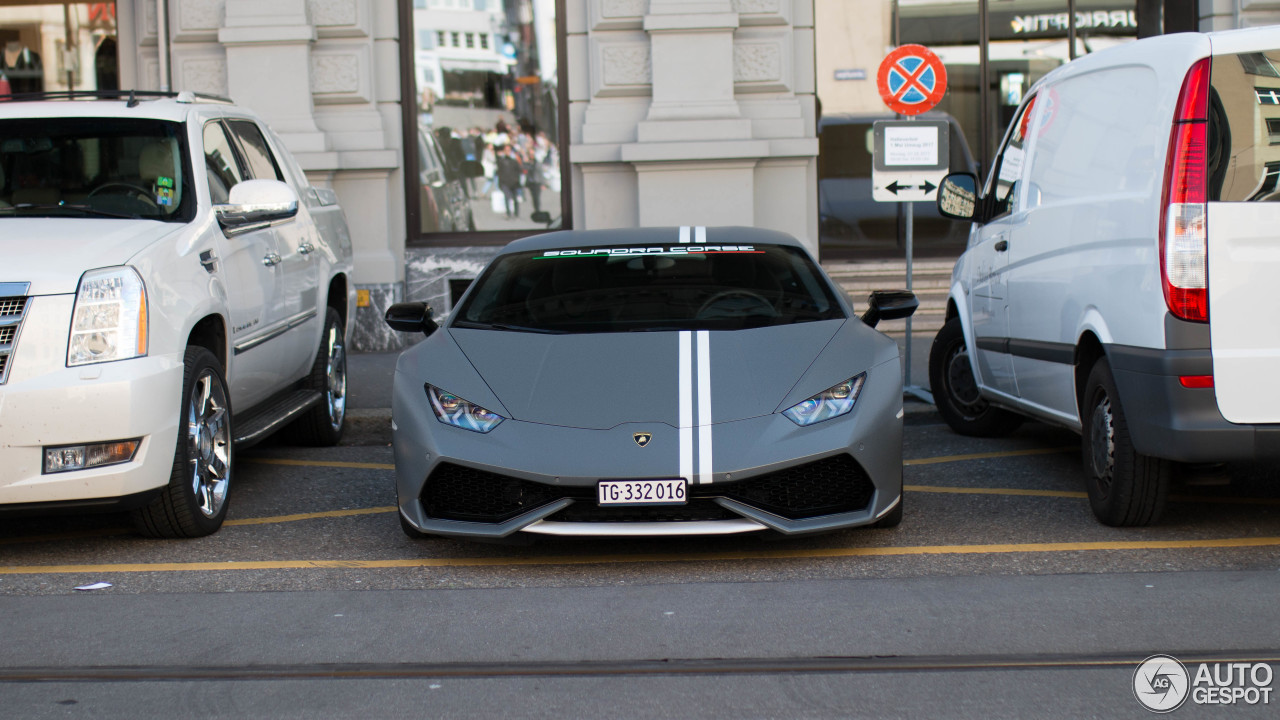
[539, 246, 762, 258]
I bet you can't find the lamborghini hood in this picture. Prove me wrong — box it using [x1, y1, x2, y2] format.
[450, 321, 844, 430]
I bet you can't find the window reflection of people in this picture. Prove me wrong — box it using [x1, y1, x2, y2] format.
[526, 147, 545, 214]
[495, 145, 524, 219]
[2, 41, 43, 94]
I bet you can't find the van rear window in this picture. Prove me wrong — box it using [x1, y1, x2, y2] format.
[1210, 50, 1280, 201]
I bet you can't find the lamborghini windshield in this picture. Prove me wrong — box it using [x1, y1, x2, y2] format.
[0, 118, 194, 222]
[455, 243, 845, 333]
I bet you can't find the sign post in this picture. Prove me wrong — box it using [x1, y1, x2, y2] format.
[874, 44, 948, 404]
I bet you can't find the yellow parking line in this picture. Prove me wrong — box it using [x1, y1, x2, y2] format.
[243, 458, 395, 471]
[5, 536, 1280, 575]
[903, 447, 1076, 466]
[224, 506, 397, 526]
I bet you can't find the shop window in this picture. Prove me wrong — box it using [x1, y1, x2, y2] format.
[0, 1, 118, 95]
[402, 0, 569, 242]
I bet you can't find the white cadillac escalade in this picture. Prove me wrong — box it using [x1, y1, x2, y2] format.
[0, 91, 355, 537]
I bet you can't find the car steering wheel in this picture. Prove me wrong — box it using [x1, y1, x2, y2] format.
[696, 289, 778, 318]
[89, 182, 158, 208]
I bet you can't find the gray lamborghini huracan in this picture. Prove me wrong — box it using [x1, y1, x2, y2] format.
[385, 227, 916, 540]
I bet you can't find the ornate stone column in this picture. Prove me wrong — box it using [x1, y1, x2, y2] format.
[570, 0, 820, 248]
[219, 0, 329, 153]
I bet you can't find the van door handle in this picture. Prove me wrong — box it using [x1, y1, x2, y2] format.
[298, 242, 316, 255]
[994, 239, 1009, 252]
[262, 252, 282, 267]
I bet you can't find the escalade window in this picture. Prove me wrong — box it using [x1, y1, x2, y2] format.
[456, 243, 845, 334]
[0, 118, 194, 222]
[228, 120, 284, 182]
[203, 122, 244, 205]
[1210, 49, 1280, 201]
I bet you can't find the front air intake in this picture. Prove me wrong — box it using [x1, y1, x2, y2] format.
[0, 295, 30, 385]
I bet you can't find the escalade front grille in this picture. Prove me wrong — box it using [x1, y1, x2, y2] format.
[0, 295, 29, 385]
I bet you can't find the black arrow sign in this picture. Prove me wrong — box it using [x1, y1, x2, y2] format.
[885, 180, 938, 195]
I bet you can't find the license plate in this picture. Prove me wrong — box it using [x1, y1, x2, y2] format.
[597, 479, 687, 506]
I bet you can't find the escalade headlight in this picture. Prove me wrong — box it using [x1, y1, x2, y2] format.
[67, 267, 148, 367]
[783, 374, 866, 426]
[426, 384, 504, 433]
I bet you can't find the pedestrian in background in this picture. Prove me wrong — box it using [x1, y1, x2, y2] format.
[495, 145, 524, 219]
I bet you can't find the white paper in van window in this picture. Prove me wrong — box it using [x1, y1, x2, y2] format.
[884, 126, 939, 167]
[998, 146, 1025, 183]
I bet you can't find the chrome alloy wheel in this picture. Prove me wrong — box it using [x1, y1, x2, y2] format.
[187, 368, 231, 518]
[323, 324, 347, 432]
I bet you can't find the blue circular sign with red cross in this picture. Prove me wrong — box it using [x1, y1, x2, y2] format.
[877, 44, 948, 116]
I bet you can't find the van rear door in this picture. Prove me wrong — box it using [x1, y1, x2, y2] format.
[1206, 42, 1280, 424]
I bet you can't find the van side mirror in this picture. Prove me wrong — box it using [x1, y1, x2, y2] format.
[861, 290, 918, 328]
[937, 172, 978, 221]
[385, 301, 439, 336]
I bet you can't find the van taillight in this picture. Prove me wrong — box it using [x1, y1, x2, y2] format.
[1160, 57, 1212, 323]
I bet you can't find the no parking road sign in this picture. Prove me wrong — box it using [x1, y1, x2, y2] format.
[877, 44, 947, 116]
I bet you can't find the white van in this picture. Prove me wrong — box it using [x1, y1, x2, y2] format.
[931, 28, 1280, 527]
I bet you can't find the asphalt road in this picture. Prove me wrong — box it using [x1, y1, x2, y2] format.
[3, 410, 1279, 717]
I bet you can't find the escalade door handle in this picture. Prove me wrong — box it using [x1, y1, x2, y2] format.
[262, 252, 283, 267]
[994, 236, 1009, 252]
[298, 242, 316, 255]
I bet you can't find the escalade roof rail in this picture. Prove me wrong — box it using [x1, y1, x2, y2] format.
[0, 90, 234, 107]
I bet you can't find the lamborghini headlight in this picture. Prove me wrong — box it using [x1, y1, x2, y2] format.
[783, 374, 866, 426]
[67, 267, 148, 367]
[426, 384, 504, 433]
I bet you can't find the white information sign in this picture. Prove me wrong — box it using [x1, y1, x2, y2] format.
[870, 119, 950, 203]
[883, 126, 940, 167]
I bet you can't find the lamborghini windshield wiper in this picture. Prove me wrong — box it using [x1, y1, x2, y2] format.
[452, 320, 567, 334]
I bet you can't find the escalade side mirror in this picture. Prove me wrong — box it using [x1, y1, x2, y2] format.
[215, 179, 299, 235]
[861, 290, 918, 328]
[937, 172, 978, 221]
[385, 301, 439, 337]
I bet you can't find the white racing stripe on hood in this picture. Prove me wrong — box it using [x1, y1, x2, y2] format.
[677, 330, 714, 484]
[679, 331, 694, 484]
[696, 330, 713, 484]
[695, 226, 706, 245]
[679, 226, 691, 244]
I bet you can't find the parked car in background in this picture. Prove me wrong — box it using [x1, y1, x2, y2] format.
[931, 27, 1280, 527]
[0, 91, 355, 537]
[417, 127, 477, 233]
[818, 111, 976, 260]
[385, 227, 917, 541]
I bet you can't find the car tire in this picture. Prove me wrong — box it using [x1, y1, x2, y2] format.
[872, 494, 903, 528]
[290, 307, 347, 446]
[1080, 358, 1170, 527]
[929, 316, 1023, 437]
[132, 347, 233, 538]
